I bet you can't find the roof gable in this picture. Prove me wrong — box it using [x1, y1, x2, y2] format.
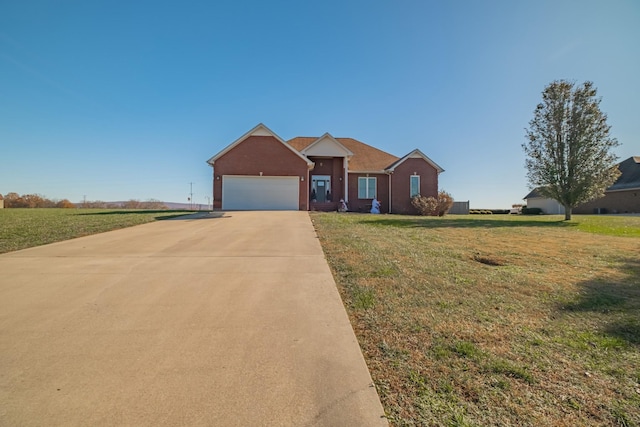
[213, 125, 444, 175]
[386, 149, 444, 173]
[207, 123, 312, 166]
[523, 188, 543, 199]
[299, 133, 354, 157]
[609, 156, 640, 191]
[288, 136, 399, 172]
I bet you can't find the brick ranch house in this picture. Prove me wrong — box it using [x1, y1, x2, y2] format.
[206, 123, 444, 214]
[524, 156, 640, 214]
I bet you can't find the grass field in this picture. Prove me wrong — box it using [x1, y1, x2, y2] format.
[311, 213, 640, 426]
[2, 209, 638, 424]
[0, 208, 194, 254]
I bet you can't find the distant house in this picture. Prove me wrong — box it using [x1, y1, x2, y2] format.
[573, 156, 640, 214]
[206, 123, 444, 213]
[0, 194, 3, 209]
[524, 156, 640, 214]
[523, 189, 565, 214]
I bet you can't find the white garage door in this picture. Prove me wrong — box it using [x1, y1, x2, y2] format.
[222, 176, 300, 210]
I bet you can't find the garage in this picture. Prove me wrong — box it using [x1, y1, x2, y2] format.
[222, 176, 300, 210]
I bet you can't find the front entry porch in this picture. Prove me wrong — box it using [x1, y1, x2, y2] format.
[307, 156, 346, 211]
[309, 201, 339, 211]
[310, 175, 333, 203]
[296, 134, 353, 212]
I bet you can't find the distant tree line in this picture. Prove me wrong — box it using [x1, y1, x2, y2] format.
[1, 193, 167, 210]
[2, 193, 75, 208]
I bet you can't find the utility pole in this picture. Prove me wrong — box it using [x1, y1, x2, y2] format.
[189, 182, 193, 210]
[205, 196, 211, 211]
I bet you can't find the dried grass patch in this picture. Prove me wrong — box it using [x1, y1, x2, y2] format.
[311, 213, 640, 427]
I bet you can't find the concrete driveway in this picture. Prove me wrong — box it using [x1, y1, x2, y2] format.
[0, 211, 387, 426]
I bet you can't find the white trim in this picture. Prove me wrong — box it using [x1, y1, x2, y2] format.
[311, 175, 332, 202]
[207, 123, 313, 168]
[386, 149, 444, 174]
[410, 175, 420, 197]
[250, 127, 272, 136]
[358, 176, 377, 199]
[348, 170, 387, 174]
[300, 133, 354, 157]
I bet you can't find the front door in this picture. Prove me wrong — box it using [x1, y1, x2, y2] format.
[311, 175, 331, 202]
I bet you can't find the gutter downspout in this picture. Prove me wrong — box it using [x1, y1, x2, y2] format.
[208, 162, 215, 210]
[388, 171, 392, 214]
[343, 157, 349, 203]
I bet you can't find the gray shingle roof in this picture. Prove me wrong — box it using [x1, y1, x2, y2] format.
[609, 156, 640, 191]
[524, 156, 640, 198]
[287, 137, 399, 172]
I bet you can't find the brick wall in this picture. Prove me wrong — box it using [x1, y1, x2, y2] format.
[348, 173, 390, 213]
[212, 135, 310, 210]
[308, 157, 346, 202]
[573, 189, 640, 214]
[391, 158, 439, 214]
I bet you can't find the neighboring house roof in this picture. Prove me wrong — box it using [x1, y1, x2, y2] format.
[609, 156, 640, 191]
[288, 136, 399, 172]
[524, 156, 640, 198]
[386, 149, 445, 174]
[523, 188, 543, 199]
[207, 123, 313, 167]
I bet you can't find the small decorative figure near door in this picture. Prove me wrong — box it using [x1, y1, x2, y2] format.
[370, 198, 381, 214]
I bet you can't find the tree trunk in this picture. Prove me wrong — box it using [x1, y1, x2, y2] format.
[564, 205, 572, 221]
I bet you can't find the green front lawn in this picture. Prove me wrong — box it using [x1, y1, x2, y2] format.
[0, 208, 193, 254]
[311, 213, 640, 426]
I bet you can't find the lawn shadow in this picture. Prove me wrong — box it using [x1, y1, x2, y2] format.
[163, 212, 229, 220]
[79, 209, 192, 216]
[355, 216, 576, 230]
[77, 210, 221, 220]
[560, 257, 640, 346]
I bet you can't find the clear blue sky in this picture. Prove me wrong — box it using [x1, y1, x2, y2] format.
[1, 0, 638, 208]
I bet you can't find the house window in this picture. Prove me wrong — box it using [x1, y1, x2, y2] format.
[410, 175, 420, 197]
[358, 177, 376, 199]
